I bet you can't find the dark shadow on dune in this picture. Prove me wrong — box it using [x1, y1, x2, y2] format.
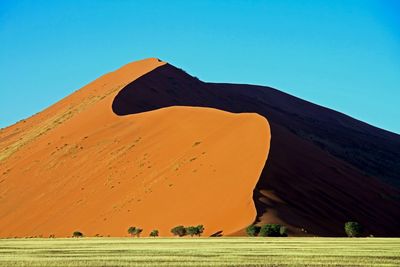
[112, 64, 400, 236]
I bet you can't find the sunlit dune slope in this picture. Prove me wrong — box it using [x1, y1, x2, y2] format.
[0, 58, 270, 237]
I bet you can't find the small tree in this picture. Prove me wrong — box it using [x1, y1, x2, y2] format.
[259, 224, 281, 237]
[345, 222, 363, 237]
[171, 225, 186, 237]
[186, 226, 197, 237]
[246, 224, 260, 237]
[133, 228, 143, 237]
[72, 231, 83, 238]
[196, 225, 204, 236]
[185, 225, 205, 237]
[150, 229, 159, 237]
[128, 226, 136, 237]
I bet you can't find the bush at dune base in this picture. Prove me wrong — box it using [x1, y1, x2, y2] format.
[345, 222, 363, 237]
[246, 225, 261, 237]
[72, 231, 83, 238]
[127, 226, 143, 237]
[171, 225, 204, 237]
[246, 224, 288, 237]
[149, 230, 159, 237]
[171, 225, 187, 237]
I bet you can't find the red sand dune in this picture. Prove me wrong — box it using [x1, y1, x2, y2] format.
[1, 58, 399, 237]
[111, 63, 400, 236]
[0, 58, 270, 237]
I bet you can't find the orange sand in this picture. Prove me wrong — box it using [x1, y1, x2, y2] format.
[0, 58, 270, 237]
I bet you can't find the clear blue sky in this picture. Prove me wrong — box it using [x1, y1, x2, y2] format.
[1, 0, 399, 133]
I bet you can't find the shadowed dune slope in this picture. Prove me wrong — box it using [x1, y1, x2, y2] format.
[0, 59, 270, 237]
[112, 63, 400, 236]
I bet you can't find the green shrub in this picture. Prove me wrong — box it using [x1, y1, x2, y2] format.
[150, 229, 159, 237]
[185, 225, 205, 237]
[128, 226, 142, 237]
[127, 226, 136, 237]
[171, 225, 186, 237]
[246, 225, 260, 237]
[196, 225, 204, 236]
[72, 231, 83, 238]
[186, 226, 197, 237]
[133, 228, 143, 237]
[259, 224, 281, 237]
[345, 221, 363, 237]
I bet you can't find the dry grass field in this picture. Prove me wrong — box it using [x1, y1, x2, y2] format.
[0, 237, 399, 266]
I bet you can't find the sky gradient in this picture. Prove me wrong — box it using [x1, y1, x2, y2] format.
[1, 0, 399, 133]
